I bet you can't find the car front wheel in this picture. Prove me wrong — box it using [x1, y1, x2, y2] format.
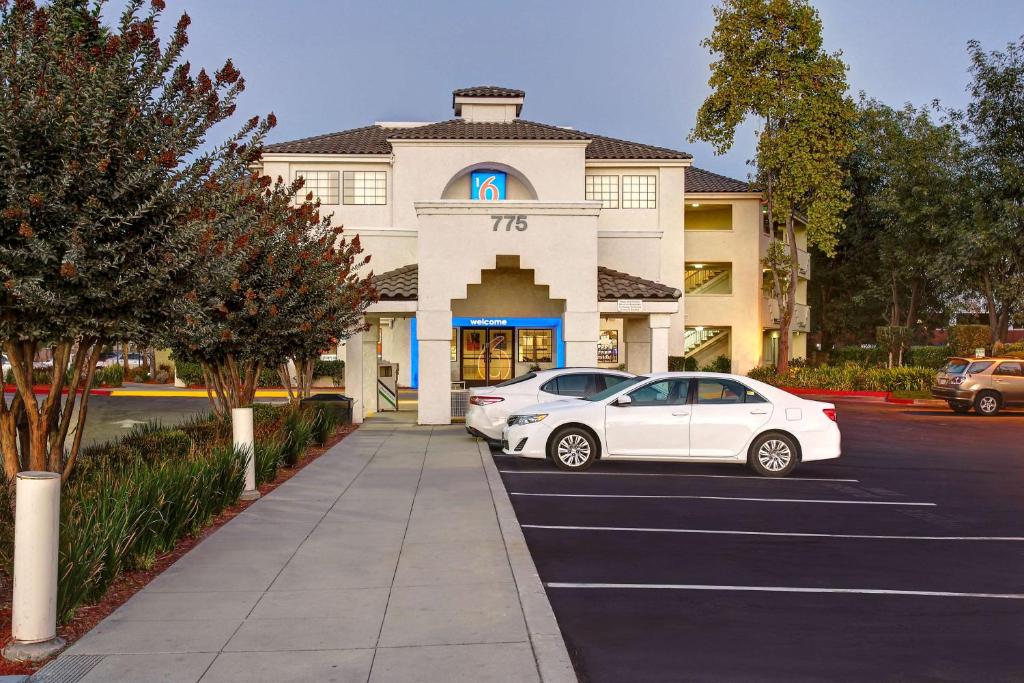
[974, 391, 1001, 416]
[749, 433, 798, 477]
[549, 427, 598, 471]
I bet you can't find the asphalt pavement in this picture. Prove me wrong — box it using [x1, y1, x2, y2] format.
[493, 400, 1024, 682]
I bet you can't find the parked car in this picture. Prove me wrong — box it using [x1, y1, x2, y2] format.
[502, 372, 841, 477]
[931, 357, 1024, 415]
[466, 368, 634, 441]
[32, 358, 53, 370]
[1, 354, 10, 377]
[97, 352, 145, 369]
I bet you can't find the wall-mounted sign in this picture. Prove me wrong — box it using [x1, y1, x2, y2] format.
[471, 171, 506, 200]
[616, 299, 643, 313]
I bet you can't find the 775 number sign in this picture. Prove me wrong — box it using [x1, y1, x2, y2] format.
[491, 215, 528, 232]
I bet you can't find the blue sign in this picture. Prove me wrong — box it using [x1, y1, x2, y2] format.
[471, 171, 506, 200]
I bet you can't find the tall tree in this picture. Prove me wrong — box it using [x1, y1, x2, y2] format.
[690, 0, 855, 372]
[168, 174, 375, 418]
[961, 37, 1024, 344]
[0, 0, 270, 480]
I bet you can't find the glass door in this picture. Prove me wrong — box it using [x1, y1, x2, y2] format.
[461, 328, 514, 385]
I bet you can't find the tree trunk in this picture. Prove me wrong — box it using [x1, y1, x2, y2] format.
[982, 275, 1000, 346]
[775, 214, 799, 375]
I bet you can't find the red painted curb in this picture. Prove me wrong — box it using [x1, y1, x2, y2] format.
[2, 384, 113, 396]
[780, 387, 889, 398]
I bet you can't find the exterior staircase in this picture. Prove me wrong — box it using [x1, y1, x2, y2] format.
[684, 327, 728, 357]
[684, 266, 730, 294]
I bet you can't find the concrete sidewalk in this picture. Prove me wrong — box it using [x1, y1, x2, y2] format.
[36, 414, 574, 683]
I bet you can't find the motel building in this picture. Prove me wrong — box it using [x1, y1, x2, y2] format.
[260, 86, 810, 425]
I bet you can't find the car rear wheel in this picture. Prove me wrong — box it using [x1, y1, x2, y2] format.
[948, 401, 971, 414]
[974, 391, 1001, 416]
[749, 433, 798, 478]
[549, 427, 597, 471]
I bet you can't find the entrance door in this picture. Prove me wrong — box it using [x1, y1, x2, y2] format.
[461, 328, 514, 386]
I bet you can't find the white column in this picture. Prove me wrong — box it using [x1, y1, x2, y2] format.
[232, 407, 260, 501]
[417, 309, 452, 425]
[344, 328, 365, 424]
[3, 471, 64, 662]
[563, 310, 599, 367]
[362, 320, 379, 417]
[649, 313, 671, 373]
[624, 318, 652, 374]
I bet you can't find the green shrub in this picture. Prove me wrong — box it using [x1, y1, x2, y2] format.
[174, 360, 204, 386]
[700, 355, 731, 373]
[668, 356, 686, 371]
[281, 408, 314, 467]
[948, 325, 991, 356]
[747, 364, 934, 392]
[831, 345, 886, 366]
[258, 366, 281, 387]
[309, 407, 341, 446]
[96, 364, 125, 387]
[907, 345, 952, 368]
[313, 359, 345, 385]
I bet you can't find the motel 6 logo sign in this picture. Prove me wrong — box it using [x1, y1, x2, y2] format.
[471, 170, 507, 201]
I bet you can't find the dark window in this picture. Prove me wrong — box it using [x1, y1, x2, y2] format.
[967, 361, 994, 374]
[598, 374, 632, 392]
[628, 379, 690, 406]
[995, 362, 1023, 377]
[545, 373, 595, 397]
[696, 378, 750, 405]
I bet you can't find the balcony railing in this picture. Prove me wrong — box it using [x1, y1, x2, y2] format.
[763, 299, 810, 332]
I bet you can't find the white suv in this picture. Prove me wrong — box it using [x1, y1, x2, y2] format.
[466, 368, 633, 441]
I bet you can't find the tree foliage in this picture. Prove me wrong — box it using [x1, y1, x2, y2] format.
[0, 0, 271, 480]
[690, 0, 854, 373]
[167, 174, 376, 417]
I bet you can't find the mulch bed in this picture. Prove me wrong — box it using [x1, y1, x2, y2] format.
[0, 422, 359, 676]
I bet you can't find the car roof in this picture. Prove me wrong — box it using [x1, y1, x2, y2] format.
[532, 367, 632, 376]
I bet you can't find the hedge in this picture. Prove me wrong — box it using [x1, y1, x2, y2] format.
[173, 359, 345, 387]
[748, 364, 935, 392]
[0, 403, 345, 624]
[948, 325, 991, 356]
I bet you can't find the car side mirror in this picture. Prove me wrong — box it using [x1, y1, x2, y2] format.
[613, 395, 632, 407]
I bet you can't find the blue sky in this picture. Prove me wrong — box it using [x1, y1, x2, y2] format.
[115, 0, 1024, 179]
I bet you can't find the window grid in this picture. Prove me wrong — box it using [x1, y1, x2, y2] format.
[585, 175, 619, 209]
[343, 171, 387, 205]
[622, 175, 657, 209]
[517, 329, 553, 363]
[294, 170, 339, 205]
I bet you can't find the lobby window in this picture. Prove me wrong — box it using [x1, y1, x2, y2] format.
[685, 262, 732, 295]
[343, 171, 387, 205]
[517, 329, 553, 363]
[585, 175, 619, 208]
[622, 175, 656, 209]
[294, 170, 339, 205]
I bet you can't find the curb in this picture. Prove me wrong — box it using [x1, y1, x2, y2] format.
[478, 440, 578, 683]
[781, 386, 944, 406]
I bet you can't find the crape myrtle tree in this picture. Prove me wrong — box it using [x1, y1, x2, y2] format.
[0, 0, 273, 481]
[169, 174, 375, 418]
[690, 0, 855, 373]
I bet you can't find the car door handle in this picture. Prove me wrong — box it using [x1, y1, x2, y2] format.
[672, 411, 690, 417]
[749, 410, 768, 415]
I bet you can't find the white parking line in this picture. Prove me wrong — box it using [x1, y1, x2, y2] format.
[500, 470, 859, 483]
[522, 524, 1022, 541]
[545, 583, 1024, 600]
[510, 492, 936, 506]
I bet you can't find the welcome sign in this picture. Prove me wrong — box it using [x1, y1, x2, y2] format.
[471, 171, 507, 200]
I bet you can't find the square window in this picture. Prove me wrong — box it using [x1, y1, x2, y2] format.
[517, 329, 553, 363]
[343, 171, 387, 205]
[585, 175, 619, 209]
[622, 175, 657, 209]
[294, 170, 340, 205]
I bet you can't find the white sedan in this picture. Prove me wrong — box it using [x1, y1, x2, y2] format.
[466, 368, 634, 441]
[501, 372, 840, 477]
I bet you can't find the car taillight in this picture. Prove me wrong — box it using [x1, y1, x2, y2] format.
[823, 408, 837, 422]
[470, 395, 504, 406]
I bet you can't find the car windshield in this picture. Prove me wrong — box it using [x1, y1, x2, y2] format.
[494, 372, 536, 388]
[941, 359, 970, 374]
[584, 375, 645, 401]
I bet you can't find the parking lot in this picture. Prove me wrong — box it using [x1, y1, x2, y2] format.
[492, 400, 1024, 682]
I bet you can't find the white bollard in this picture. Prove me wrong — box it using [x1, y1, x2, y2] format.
[232, 407, 260, 501]
[2, 471, 65, 662]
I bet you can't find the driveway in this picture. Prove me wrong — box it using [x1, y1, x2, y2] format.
[493, 400, 1024, 682]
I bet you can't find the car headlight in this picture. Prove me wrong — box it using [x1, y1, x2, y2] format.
[507, 414, 548, 426]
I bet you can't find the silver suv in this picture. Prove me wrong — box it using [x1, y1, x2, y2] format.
[931, 357, 1024, 415]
